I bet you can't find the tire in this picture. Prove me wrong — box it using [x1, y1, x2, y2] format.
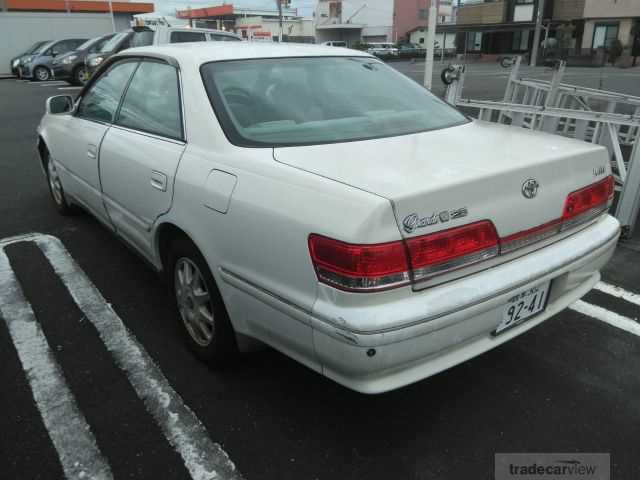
[33, 66, 51, 82]
[440, 65, 456, 85]
[44, 152, 77, 216]
[500, 57, 512, 69]
[168, 237, 237, 365]
[72, 65, 89, 86]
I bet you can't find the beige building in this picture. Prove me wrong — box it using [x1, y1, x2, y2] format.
[581, 0, 640, 52]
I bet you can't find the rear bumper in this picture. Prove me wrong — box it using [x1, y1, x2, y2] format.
[310, 214, 620, 394]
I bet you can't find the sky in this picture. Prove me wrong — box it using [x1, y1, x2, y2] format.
[154, 0, 318, 17]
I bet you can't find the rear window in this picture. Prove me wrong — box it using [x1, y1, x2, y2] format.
[211, 34, 241, 41]
[200, 56, 467, 147]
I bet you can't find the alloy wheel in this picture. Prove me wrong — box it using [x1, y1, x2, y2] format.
[174, 257, 215, 347]
[47, 159, 64, 205]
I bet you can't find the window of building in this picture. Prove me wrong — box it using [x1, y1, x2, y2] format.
[512, 30, 530, 51]
[466, 32, 482, 52]
[593, 23, 619, 49]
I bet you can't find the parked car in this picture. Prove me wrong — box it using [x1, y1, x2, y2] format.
[10, 40, 49, 76]
[397, 43, 426, 57]
[37, 43, 620, 394]
[19, 38, 88, 81]
[367, 42, 399, 57]
[85, 26, 241, 76]
[51, 34, 115, 85]
[321, 41, 347, 47]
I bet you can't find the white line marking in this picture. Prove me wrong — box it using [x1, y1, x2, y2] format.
[58, 86, 81, 90]
[0, 245, 113, 480]
[37, 82, 68, 87]
[593, 281, 640, 308]
[570, 300, 640, 336]
[32, 234, 243, 480]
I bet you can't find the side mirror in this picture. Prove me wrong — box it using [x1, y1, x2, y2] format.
[46, 95, 74, 115]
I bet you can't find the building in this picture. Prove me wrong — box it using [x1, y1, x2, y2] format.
[442, 0, 640, 60]
[314, 0, 394, 46]
[0, 0, 153, 75]
[393, 0, 455, 43]
[176, 4, 314, 43]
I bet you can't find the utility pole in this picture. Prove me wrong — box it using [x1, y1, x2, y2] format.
[423, 0, 438, 90]
[277, 0, 283, 42]
[530, 0, 545, 67]
[108, 0, 116, 32]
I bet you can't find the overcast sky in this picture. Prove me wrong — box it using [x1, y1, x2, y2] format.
[154, 0, 318, 17]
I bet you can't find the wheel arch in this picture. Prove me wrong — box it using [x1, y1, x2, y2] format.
[36, 135, 49, 174]
[155, 222, 203, 274]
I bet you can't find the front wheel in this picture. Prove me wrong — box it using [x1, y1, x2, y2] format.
[33, 66, 51, 81]
[72, 65, 89, 86]
[45, 153, 76, 215]
[168, 238, 238, 365]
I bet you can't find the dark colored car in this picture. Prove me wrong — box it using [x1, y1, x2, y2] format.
[10, 41, 49, 76]
[20, 38, 88, 81]
[51, 34, 116, 85]
[85, 31, 133, 76]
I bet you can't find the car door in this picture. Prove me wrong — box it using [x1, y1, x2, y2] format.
[99, 59, 186, 255]
[45, 59, 138, 222]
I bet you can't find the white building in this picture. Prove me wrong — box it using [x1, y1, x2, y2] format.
[314, 0, 394, 46]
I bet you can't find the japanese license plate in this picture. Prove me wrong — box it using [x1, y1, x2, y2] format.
[494, 282, 550, 335]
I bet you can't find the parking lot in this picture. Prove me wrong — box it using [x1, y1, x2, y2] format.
[1, 63, 640, 480]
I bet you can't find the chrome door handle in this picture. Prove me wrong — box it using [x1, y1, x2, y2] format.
[150, 171, 168, 192]
[87, 144, 97, 159]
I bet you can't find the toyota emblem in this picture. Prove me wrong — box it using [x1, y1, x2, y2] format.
[522, 179, 539, 199]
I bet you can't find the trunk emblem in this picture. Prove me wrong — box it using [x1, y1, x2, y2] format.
[522, 179, 540, 199]
[402, 207, 468, 234]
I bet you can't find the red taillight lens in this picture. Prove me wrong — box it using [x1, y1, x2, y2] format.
[406, 221, 499, 280]
[308, 234, 410, 292]
[309, 221, 499, 291]
[562, 176, 614, 229]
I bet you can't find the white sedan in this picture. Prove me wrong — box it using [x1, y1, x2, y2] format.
[37, 42, 620, 394]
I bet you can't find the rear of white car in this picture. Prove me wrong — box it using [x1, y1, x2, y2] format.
[196, 49, 619, 393]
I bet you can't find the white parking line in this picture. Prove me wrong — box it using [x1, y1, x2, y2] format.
[36, 82, 68, 87]
[571, 300, 640, 337]
[8, 233, 242, 480]
[58, 86, 82, 90]
[593, 281, 640, 307]
[0, 239, 113, 480]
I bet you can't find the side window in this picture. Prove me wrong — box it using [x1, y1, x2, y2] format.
[170, 31, 207, 43]
[76, 61, 138, 123]
[116, 61, 182, 140]
[211, 34, 240, 42]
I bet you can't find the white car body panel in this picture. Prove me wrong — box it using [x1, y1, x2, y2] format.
[37, 42, 620, 393]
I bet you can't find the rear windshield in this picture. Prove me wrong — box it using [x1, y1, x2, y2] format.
[200, 56, 467, 147]
[100, 32, 128, 53]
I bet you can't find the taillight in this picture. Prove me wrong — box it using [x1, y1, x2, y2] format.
[308, 221, 499, 292]
[308, 234, 411, 292]
[562, 176, 614, 230]
[309, 177, 614, 292]
[406, 221, 499, 281]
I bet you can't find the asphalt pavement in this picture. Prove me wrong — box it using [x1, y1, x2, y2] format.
[1, 68, 640, 480]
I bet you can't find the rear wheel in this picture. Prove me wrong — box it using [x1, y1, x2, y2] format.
[45, 153, 76, 215]
[168, 237, 237, 365]
[34, 66, 51, 82]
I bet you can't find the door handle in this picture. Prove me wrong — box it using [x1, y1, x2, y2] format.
[87, 144, 97, 159]
[150, 171, 168, 192]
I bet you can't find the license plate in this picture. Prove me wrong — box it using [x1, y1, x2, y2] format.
[494, 282, 550, 335]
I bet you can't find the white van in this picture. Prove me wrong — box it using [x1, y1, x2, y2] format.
[367, 43, 399, 56]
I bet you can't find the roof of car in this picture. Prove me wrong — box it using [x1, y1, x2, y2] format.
[120, 41, 372, 65]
